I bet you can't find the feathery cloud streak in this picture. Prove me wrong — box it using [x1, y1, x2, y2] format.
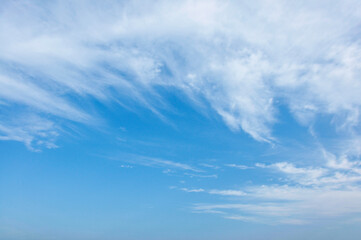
[1, 0, 361, 149]
[189, 146, 361, 224]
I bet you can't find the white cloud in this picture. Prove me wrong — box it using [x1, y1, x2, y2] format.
[0, 75, 89, 122]
[199, 163, 220, 170]
[2, 0, 361, 224]
[2, 0, 361, 230]
[193, 185, 361, 224]
[208, 189, 246, 197]
[257, 161, 327, 186]
[225, 164, 253, 170]
[0, 114, 59, 151]
[178, 187, 245, 196]
[109, 154, 201, 172]
[1, 0, 361, 148]
[180, 188, 205, 193]
[184, 173, 218, 179]
[190, 146, 361, 224]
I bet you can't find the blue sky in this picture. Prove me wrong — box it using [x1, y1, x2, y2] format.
[1, 0, 361, 239]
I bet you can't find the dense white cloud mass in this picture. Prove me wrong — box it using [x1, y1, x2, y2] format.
[1, 0, 361, 224]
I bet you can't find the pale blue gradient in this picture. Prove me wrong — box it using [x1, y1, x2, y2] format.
[1, 0, 361, 239]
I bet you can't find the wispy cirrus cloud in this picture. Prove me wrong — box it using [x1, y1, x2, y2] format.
[178, 187, 245, 196]
[1, 0, 361, 232]
[255, 162, 327, 186]
[189, 146, 361, 224]
[108, 153, 201, 172]
[180, 188, 205, 193]
[225, 164, 253, 170]
[193, 185, 361, 225]
[0, 113, 59, 151]
[1, 0, 361, 149]
[208, 189, 246, 197]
